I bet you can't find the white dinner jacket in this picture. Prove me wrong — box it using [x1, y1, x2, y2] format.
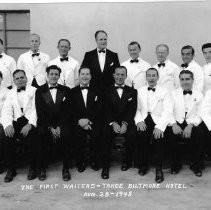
[1, 85, 37, 129]
[0, 87, 9, 124]
[170, 87, 203, 126]
[135, 85, 173, 132]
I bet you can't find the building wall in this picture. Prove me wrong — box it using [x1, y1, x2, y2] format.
[0, 1, 210, 66]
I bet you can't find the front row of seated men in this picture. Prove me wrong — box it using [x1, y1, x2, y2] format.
[0, 65, 210, 183]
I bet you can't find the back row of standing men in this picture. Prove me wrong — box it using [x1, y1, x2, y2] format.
[1, 30, 211, 184]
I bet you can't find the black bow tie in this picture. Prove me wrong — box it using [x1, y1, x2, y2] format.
[32, 53, 40, 57]
[130, 59, 139, 63]
[60, 57, 68, 62]
[115, 85, 124, 89]
[98, 49, 105, 53]
[0, 54, 3, 58]
[183, 90, 192, 95]
[158, 63, 165, 68]
[148, 87, 156, 92]
[80, 86, 89, 90]
[17, 87, 26, 92]
[49, 86, 58, 90]
[181, 63, 188, 68]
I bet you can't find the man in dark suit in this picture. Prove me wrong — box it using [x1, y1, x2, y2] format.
[69, 66, 102, 172]
[35, 65, 72, 181]
[81, 30, 120, 92]
[101, 66, 137, 179]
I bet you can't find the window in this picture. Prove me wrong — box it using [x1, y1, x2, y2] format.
[0, 10, 30, 61]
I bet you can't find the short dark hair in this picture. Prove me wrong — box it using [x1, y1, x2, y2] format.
[78, 66, 91, 75]
[202, 43, 211, 52]
[0, 39, 3, 45]
[95, 30, 107, 39]
[146, 67, 159, 77]
[181, 45, 195, 56]
[128, 41, 141, 50]
[114, 66, 127, 76]
[57, 39, 70, 47]
[13, 69, 26, 78]
[0, 71, 2, 78]
[46, 65, 61, 75]
[179, 70, 194, 79]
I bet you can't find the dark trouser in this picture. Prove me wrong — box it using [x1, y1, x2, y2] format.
[168, 121, 204, 169]
[74, 123, 101, 166]
[0, 124, 5, 166]
[101, 123, 136, 169]
[136, 114, 164, 169]
[3, 122, 37, 171]
[36, 124, 73, 170]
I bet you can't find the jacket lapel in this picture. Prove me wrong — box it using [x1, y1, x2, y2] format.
[150, 87, 160, 112]
[55, 85, 65, 106]
[94, 49, 102, 73]
[42, 84, 55, 106]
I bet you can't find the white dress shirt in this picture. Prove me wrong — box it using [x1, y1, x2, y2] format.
[114, 84, 124, 98]
[17, 90, 25, 109]
[80, 85, 89, 106]
[122, 57, 151, 89]
[0, 86, 9, 124]
[147, 86, 157, 113]
[48, 55, 80, 88]
[154, 59, 181, 92]
[97, 48, 106, 72]
[183, 93, 192, 113]
[181, 59, 204, 93]
[0, 53, 16, 88]
[203, 63, 211, 94]
[48, 84, 57, 103]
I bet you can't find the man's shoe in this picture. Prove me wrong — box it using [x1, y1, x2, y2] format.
[62, 168, 71, 181]
[101, 168, 109, 179]
[155, 169, 164, 183]
[90, 161, 99, 171]
[78, 162, 86, 173]
[27, 168, 37, 180]
[192, 167, 202, 177]
[138, 166, 148, 176]
[121, 162, 131, 171]
[4, 169, 17, 183]
[170, 165, 181, 175]
[38, 169, 46, 181]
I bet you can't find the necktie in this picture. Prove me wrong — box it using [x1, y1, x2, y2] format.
[32, 53, 40, 57]
[49, 86, 58, 90]
[130, 59, 139, 63]
[158, 63, 165, 68]
[115, 85, 124, 89]
[81, 86, 89, 90]
[98, 49, 105, 53]
[183, 90, 192, 95]
[17, 87, 26, 92]
[181, 63, 188, 68]
[0, 54, 2, 58]
[60, 57, 68, 62]
[148, 87, 155, 92]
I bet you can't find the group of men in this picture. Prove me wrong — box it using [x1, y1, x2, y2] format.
[0, 30, 211, 184]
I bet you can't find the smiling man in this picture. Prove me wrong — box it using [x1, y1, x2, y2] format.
[100, 66, 137, 179]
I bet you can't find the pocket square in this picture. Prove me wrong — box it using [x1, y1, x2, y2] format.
[110, 62, 114, 66]
[95, 96, 98, 101]
[63, 97, 66, 101]
[128, 98, 132, 101]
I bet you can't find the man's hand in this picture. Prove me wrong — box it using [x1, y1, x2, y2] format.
[183, 124, 193, 139]
[172, 123, 183, 135]
[78, 119, 89, 128]
[84, 124, 92, 130]
[55, 126, 61, 138]
[50, 127, 60, 143]
[153, 128, 164, 139]
[137, 121, 147, 131]
[20, 124, 32, 137]
[112, 122, 121, 134]
[4, 125, 14, 138]
[120, 123, 127, 134]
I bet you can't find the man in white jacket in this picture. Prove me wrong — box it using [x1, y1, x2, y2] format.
[135, 67, 172, 183]
[169, 70, 204, 177]
[1, 69, 37, 182]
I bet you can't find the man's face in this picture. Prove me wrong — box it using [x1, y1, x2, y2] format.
[57, 40, 70, 58]
[113, 68, 127, 86]
[79, 68, 91, 86]
[30, 34, 40, 53]
[0, 42, 4, 54]
[180, 73, 193, 90]
[96, 32, 107, 50]
[128, 44, 140, 59]
[146, 69, 159, 87]
[203, 47, 211, 64]
[181, 48, 194, 64]
[156, 45, 169, 63]
[47, 69, 60, 86]
[13, 71, 27, 89]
